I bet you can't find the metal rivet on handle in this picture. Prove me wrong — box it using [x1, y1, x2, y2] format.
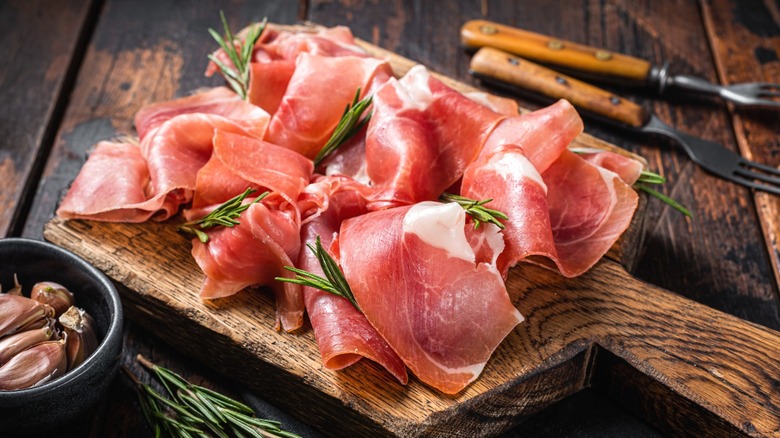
[610, 96, 621, 105]
[507, 57, 519, 66]
[547, 40, 564, 50]
[595, 50, 613, 61]
[480, 25, 498, 35]
[555, 76, 568, 85]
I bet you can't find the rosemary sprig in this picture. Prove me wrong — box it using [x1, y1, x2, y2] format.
[178, 188, 269, 243]
[634, 170, 692, 217]
[313, 88, 373, 166]
[125, 355, 300, 438]
[439, 192, 508, 229]
[276, 236, 360, 311]
[208, 12, 267, 99]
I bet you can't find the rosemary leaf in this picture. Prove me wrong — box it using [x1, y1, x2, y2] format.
[276, 236, 360, 311]
[637, 185, 692, 217]
[208, 13, 267, 99]
[313, 88, 373, 166]
[632, 170, 692, 217]
[178, 188, 268, 243]
[636, 170, 666, 185]
[129, 356, 301, 438]
[439, 192, 508, 229]
[197, 385, 255, 414]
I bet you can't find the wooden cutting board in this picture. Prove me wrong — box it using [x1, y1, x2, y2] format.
[43, 31, 780, 437]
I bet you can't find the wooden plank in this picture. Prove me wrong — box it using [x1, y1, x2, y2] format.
[700, 0, 780, 307]
[0, 0, 96, 236]
[43, 215, 780, 436]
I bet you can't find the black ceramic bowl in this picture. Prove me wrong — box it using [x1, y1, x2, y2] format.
[0, 238, 123, 433]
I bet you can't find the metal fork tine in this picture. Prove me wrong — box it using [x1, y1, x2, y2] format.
[759, 83, 780, 90]
[740, 158, 780, 177]
[729, 173, 780, 195]
[758, 91, 780, 98]
[735, 167, 780, 186]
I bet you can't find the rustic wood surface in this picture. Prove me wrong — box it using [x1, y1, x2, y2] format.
[3, 0, 779, 436]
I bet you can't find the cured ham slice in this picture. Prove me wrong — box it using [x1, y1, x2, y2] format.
[461, 144, 557, 277]
[140, 114, 267, 221]
[265, 54, 393, 158]
[134, 87, 268, 141]
[206, 25, 368, 77]
[247, 60, 296, 115]
[189, 130, 313, 213]
[297, 176, 407, 383]
[576, 149, 644, 185]
[462, 148, 638, 278]
[255, 25, 368, 61]
[56, 141, 157, 222]
[59, 96, 270, 222]
[464, 91, 519, 116]
[339, 202, 522, 394]
[191, 198, 304, 332]
[542, 150, 639, 276]
[481, 99, 582, 173]
[365, 66, 506, 209]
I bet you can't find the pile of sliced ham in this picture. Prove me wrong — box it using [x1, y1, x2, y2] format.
[57, 23, 641, 394]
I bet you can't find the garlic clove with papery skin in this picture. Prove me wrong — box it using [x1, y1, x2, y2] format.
[30, 282, 75, 317]
[0, 326, 54, 366]
[59, 306, 98, 369]
[0, 337, 67, 390]
[0, 295, 55, 339]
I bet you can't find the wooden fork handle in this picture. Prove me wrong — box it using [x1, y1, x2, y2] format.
[469, 46, 649, 128]
[461, 19, 652, 83]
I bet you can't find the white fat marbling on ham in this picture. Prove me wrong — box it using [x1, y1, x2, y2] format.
[403, 202, 475, 262]
[395, 65, 434, 111]
[490, 151, 547, 194]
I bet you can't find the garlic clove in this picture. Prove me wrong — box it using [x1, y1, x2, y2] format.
[4, 274, 23, 296]
[0, 338, 67, 390]
[0, 295, 55, 339]
[0, 326, 54, 366]
[30, 282, 74, 317]
[59, 306, 98, 369]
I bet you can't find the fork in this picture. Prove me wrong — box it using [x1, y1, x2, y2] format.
[663, 74, 780, 109]
[461, 20, 780, 109]
[469, 47, 780, 195]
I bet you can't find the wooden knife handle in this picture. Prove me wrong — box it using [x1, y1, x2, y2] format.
[470, 47, 649, 128]
[461, 19, 652, 83]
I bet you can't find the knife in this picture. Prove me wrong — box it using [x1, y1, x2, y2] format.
[460, 19, 780, 109]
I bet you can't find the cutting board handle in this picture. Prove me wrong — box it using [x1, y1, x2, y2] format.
[507, 261, 780, 436]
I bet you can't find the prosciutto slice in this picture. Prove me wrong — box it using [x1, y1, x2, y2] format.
[364, 66, 506, 209]
[189, 130, 313, 214]
[576, 149, 644, 185]
[138, 113, 267, 221]
[191, 197, 304, 332]
[339, 202, 522, 394]
[297, 176, 407, 383]
[461, 144, 557, 277]
[265, 54, 393, 158]
[58, 113, 260, 223]
[247, 60, 296, 115]
[481, 99, 582, 173]
[542, 150, 639, 276]
[134, 87, 268, 141]
[56, 141, 156, 222]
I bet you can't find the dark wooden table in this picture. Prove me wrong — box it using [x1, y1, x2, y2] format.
[2, 0, 779, 436]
